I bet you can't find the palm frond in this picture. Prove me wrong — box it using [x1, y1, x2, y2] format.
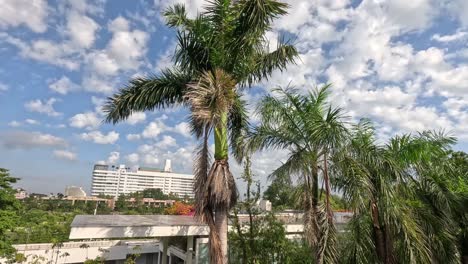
[185, 69, 237, 127]
[316, 204, 338, 264]
[233, 0, 288, 49]
[164, 4, 193, 28]
[228, 95, 249, 163]
[240, 40, 298, 86]
[103, 69, 191, 124]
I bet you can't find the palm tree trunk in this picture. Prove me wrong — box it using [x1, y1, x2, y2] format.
[371, 200, 387, 263]
[213, 112, 230, 264]
[215, 207, 229, 263]
[323, 153, 332, 218]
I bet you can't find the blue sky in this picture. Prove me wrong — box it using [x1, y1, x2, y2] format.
[0, 0, 467, 194]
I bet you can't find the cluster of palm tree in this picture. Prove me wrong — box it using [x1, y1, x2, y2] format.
[247, 85, 468, 263]
[102, 0, 467, 263]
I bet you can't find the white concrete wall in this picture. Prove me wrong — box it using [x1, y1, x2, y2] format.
[7, 240, 160, 264]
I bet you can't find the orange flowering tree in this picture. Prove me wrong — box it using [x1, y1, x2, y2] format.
[164, 201, 194, 216]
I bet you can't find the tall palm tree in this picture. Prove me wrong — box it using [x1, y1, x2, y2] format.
[335, 121, 460, 263]
[247, 85, 348, 263]
[103, 1, 298, 263]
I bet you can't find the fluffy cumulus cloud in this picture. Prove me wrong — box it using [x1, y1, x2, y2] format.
[0, 34, 80, 70]
[80, 131, 119, 144]
[125, 153, 139, 164]
[49, 76, 80, 94]
[53, 149, 77, 161]
[0, 0, 48, 33]
[66, 11, 99, 48]
[107, 151, 120, 164]
[24, 98, 62, 117]
[2, 131, 67, 149]
[69, 112, 100, 130]
[126, 112, 146, 125]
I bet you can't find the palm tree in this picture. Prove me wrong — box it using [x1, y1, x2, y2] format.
[335, 121, 460, 263]
[247, 85, 348, 263]
[103, 1, 298, 262]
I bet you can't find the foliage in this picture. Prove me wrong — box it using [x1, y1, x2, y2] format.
[334, 120, 465, 263]
[164, 201, 194, 215]
[104, 0, 298, 262]
[248, 85, 348, 263]
[230, 212, 313, 264]
[0, 168, 20, 258]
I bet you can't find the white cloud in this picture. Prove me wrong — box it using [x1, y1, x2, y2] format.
[69, 112, 100, 129]
[108, 16, 130, 32]
[2, 131, 67, 149]
[155, 135, 177, 149]
[53, 149, 77, 161]
[91, 96, 107, 114]
[125, 153, 139, 164]
[66, 11, 99, 48]
[80, 131, 119, 144]
[107, 151, 120, 164]
[0, 0, 48, 33]
[127, 133, 141, 141]
[432, 31, 467, 42]
[0, 83, 8, 92]
[25, 98, 62, 117]
[25, 119, 40, 125]
[87, 51, 119, 76]
[173, 122, 191, 138]
[8, 121, 21, 127]
[81, 75, 115, 94]
[126, 112, 146, 125]
[142, 120, 166, 138]
[0, 34, 80, 70]
[106, 17, 149, 71]
[49, 76, 80, 94]
[446, 0, 468, 27]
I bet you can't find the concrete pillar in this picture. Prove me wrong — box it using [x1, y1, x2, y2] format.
[186, 236, 193, 264]
[162, 238, 168, 264]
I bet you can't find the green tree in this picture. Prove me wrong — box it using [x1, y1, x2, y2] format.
[248, 86, 348, 263]
[335, 121, 461, 263]
[141, 188, 168, 199]
[263, 176, 295, 209]
[447, 151, 468, 263]
[103, 1, 298, 262]
[0, 168, 19, 258]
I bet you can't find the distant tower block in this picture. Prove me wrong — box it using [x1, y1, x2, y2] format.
[164, 159, 172, 172]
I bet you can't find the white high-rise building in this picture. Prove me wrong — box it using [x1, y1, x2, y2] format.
[91, 160, 194, 198]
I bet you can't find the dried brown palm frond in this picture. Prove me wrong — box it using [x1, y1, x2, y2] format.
[185, 69, 237, 126]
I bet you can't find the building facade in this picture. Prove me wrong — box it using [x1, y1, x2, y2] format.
[91, 160, 194, 198]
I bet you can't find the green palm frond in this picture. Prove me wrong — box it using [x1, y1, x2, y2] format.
[164, 4, 193, 28]
[228, 95, 249, 163]
[342, 212, 377, 264]
[103, 69, 192, 124]
[240, 40, 298, 86]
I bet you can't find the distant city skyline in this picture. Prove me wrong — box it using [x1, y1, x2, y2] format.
[2, 0, 468, 194]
